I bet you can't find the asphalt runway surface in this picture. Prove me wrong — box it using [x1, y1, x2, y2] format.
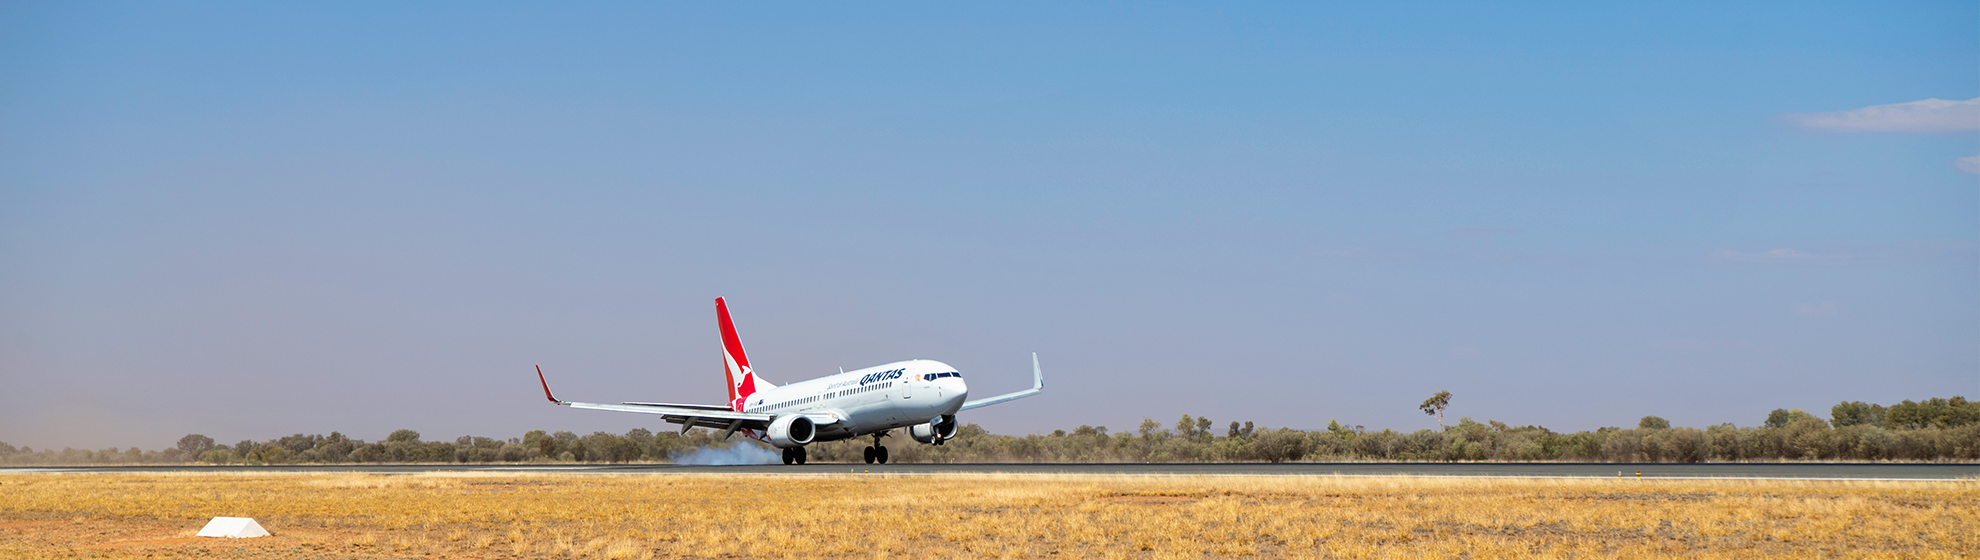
[6, 463, 1976, 480]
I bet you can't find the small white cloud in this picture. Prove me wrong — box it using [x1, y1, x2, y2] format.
[1956, 155, 1980, 175]
[1793, 302, 1837, 317]
[1784, 97, 1980, 133]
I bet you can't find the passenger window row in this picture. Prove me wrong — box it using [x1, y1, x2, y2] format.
[833, 382, 897, 399]
[766, 380, 904, 412]
[768, 394, 824, 411]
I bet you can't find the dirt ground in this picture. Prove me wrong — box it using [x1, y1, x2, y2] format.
[2, 472, 1975, 559]
[2, 512, 364, 558]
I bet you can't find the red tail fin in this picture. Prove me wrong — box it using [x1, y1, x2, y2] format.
[717, 297, 770, 411]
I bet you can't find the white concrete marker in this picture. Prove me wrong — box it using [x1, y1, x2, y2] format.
[195, 517, 271, 538]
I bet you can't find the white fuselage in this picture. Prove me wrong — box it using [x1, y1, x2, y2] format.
[740, 359, 968, 441]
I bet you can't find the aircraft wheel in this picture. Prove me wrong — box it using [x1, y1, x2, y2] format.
[796, 447, 807, 465]
[876, 446, 889, 464]
[863, 446, 876, 464]
[780, 448, 794, 465]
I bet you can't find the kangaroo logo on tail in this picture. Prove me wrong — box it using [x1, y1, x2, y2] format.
[717, 297, 772, 411]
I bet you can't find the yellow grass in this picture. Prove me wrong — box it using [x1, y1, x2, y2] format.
[0, 472, 1974, 559]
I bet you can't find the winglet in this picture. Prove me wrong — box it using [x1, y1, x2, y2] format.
[957, 353, 1045, 412]
[536, 365, 566, 405]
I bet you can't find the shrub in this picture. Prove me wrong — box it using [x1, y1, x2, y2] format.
[1252, 428, 1314, 463]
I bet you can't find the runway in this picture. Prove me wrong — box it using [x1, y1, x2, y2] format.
[7, 462, 1976, 480]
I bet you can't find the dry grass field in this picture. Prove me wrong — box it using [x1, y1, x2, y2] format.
[0, 472, 1973, 559]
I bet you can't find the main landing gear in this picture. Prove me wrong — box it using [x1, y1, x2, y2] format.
[781, 446, 807, 465]
[862, 432, 890, 464]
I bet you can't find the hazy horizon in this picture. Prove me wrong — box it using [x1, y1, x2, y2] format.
[3, 2, 1975, 450]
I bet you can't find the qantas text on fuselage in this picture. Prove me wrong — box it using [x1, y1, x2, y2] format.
[535, 297, 1044, 465]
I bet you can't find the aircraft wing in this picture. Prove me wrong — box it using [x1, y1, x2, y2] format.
[537, 367, 772, 435]
[621, 402, 736, 411]
[959, 353, 1045, 411]
[566, 402, 771, 427]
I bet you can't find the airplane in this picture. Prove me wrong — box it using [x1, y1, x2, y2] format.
[535, 297, 1044, 465]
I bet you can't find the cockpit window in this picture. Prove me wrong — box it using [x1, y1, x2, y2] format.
[924, 372, 961, 380]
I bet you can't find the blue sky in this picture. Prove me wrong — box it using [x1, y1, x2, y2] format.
[2, 2, 1975, 449]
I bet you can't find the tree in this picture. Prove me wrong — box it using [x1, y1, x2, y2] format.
[1830, 401, 1886, 427]
[554, 431, 581, 459]
[1638, 416, 1671, 430]
[610, 432, 644, 462]
[1228, 421, 1241, 438]
[387, 429, 422, 443]
[316, 432, 355, 463]
[1420, 391, 1453, 430]
[276, 433, 320, 453]
[1175, 415, 1197, 438]
[1764, 408, 1815, 429]
[176, 434, 215, 459]
[1326, 419, 1354, 441]
[1882, 397, 1980, 430]
[523, 430, 553, 457]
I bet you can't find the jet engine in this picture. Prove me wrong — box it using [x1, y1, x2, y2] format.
[911, 415, 960, 444]
[766, 415, 816, 448]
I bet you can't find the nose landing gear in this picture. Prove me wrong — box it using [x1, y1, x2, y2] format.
[862, 432, 890, 464]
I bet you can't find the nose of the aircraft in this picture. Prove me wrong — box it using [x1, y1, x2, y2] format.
[942, 378, 968, 407]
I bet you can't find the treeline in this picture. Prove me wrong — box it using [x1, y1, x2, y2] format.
[0, 428, 741, 466]
[891, 408, 1979, 464]
[3, 396, 1975, 465]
